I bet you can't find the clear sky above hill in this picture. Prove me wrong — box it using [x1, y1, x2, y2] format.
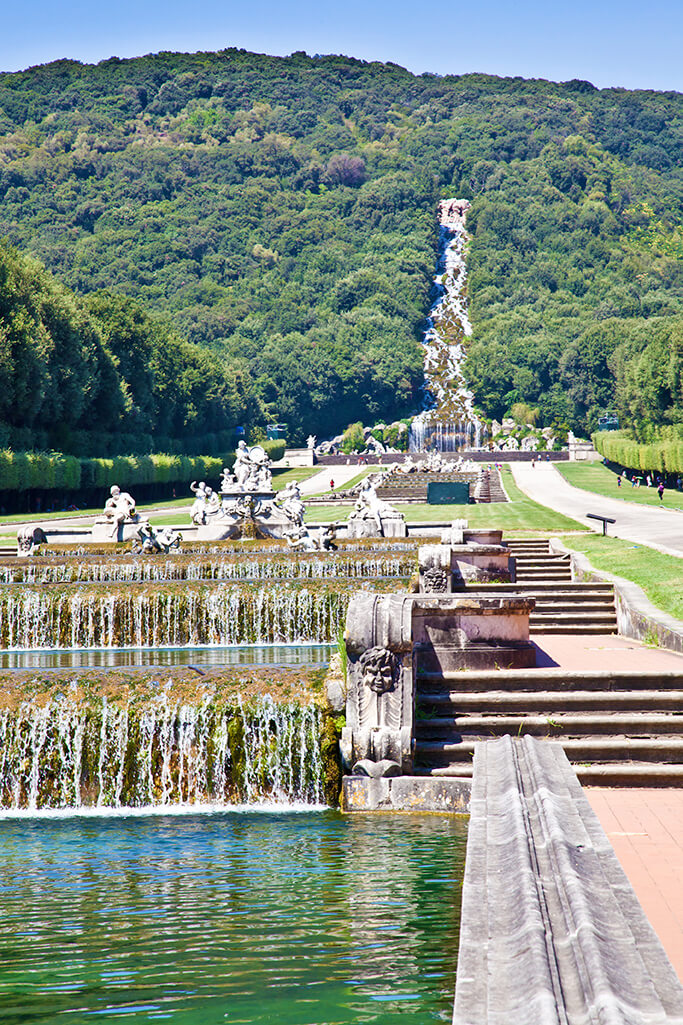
[1, 0, 682, 93]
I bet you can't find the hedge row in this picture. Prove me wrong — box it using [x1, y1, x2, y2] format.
[0, 440, 286, 494]
[0, 450, 224, 493]
[593, 431, 683, 474]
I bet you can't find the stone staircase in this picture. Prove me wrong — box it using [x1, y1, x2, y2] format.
[470, 537, 619, 635]
[413, 667, 683, 786]
[474, 466, 508, 504]
[506, 537, 572, 581]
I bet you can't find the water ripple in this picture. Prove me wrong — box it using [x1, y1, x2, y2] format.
[0, 810, 466, 1024]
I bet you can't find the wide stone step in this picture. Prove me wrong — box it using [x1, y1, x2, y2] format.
[471, 582, 614, 593]
[415, 711, 683, 738]
[529, 611, 617, 624]
[574, 762, 683, 785]
[530, 622, 616, 634]
[417, 689, 683, 711]
[417, 668, 683, 692]
[516, 569, 573, 578]
[530, 606, 616, 619]
[415, 760, 683, 786]
[415, 736, 683, 765]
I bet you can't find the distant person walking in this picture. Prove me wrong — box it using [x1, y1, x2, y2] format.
[329, 478, 335, 491]
[658, 482, 665, 501]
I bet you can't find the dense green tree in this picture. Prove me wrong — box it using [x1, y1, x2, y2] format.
[2, 50, 683, 440]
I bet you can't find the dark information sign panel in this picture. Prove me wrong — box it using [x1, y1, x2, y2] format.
[427, 482, 471, 505]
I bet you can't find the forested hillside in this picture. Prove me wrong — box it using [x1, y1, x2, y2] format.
[1, 49, 683, 446]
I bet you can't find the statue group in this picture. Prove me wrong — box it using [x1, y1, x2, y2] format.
[189, 443, 309, 541]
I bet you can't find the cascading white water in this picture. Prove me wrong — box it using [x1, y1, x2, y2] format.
[410, 198, 487, 452]
[0, 692, 325, 810]
[1, 554, 414, 585]
[0, 582, 384, 649]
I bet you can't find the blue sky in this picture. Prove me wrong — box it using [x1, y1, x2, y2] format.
[2, 0, 682, 92]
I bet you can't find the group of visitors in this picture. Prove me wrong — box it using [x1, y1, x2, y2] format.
[616, 472, 668, 500]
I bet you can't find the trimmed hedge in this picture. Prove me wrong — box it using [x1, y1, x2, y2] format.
[0, 450, 226, 493]
[593, 431, 683, 475]
[262, 439, 286, 462]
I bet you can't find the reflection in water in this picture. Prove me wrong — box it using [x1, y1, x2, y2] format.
[0, 642, 333, 670]
[0, 810, 466, 1024]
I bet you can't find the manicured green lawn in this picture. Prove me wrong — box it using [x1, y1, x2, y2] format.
[271, 467, 320, 491]
[561, 534, 683, 622]
[306, 468, 586, 533]
[557, 462, 683, 511]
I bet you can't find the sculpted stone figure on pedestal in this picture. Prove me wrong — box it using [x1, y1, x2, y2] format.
[189, 482, 221, 525]
[189, 443, 307, 540]
[92, 485, 149, 542]
[277, 480, 305, 527]
[347, 480, 407, 538]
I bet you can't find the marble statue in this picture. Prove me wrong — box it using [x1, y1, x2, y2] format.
[348, 480, 407, 538]
[17, 524, 48, 556]
[188, 450, 306, 541]
[233, 440, 253, 488]
[132, 522, 182, 554]
[228, 442, 273, 493]
[189, 482, 221, 525]
[306, 434, 316, 450]
[92, 485, 149, 542]
[284, 525, 318, 551]
[277, 480, 305, 526]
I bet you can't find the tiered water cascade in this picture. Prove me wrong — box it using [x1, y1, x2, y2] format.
[0, 541, 417, 808]
[0, 540, 470, 1024]
[410, 199, 487, 452]
[1, 550, 414, 584]
[0, 683, 328, 810]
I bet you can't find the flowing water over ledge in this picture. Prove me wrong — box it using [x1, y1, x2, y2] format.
[1, 553, 415, 584]
[0, 692, 328, 810]
[0, 810, 467, 1024]
[0, 580, 402, 648]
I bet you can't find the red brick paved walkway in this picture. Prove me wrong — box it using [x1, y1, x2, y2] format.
[586, 788, 683, 980]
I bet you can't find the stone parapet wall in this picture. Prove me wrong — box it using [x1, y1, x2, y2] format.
[453, 736, 683, 1024]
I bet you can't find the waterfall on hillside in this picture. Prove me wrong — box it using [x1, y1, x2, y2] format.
[0, 693, 325, 810]
[410, 199, 487, 452]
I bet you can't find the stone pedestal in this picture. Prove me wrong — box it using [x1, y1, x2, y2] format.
[342, 591, 536, 775]
[346, 515, 407, 539]
[91, 518, 144, 543]
[411, 594, 536, 672]
[419, 543, 514, 592]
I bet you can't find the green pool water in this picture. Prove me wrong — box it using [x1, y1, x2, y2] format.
[0, 809, 467, 1024]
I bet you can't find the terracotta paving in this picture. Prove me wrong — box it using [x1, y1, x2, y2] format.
[586, 788, 683, 980]
[530, 635, 683, 979]
[532, 633, 683, 671]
